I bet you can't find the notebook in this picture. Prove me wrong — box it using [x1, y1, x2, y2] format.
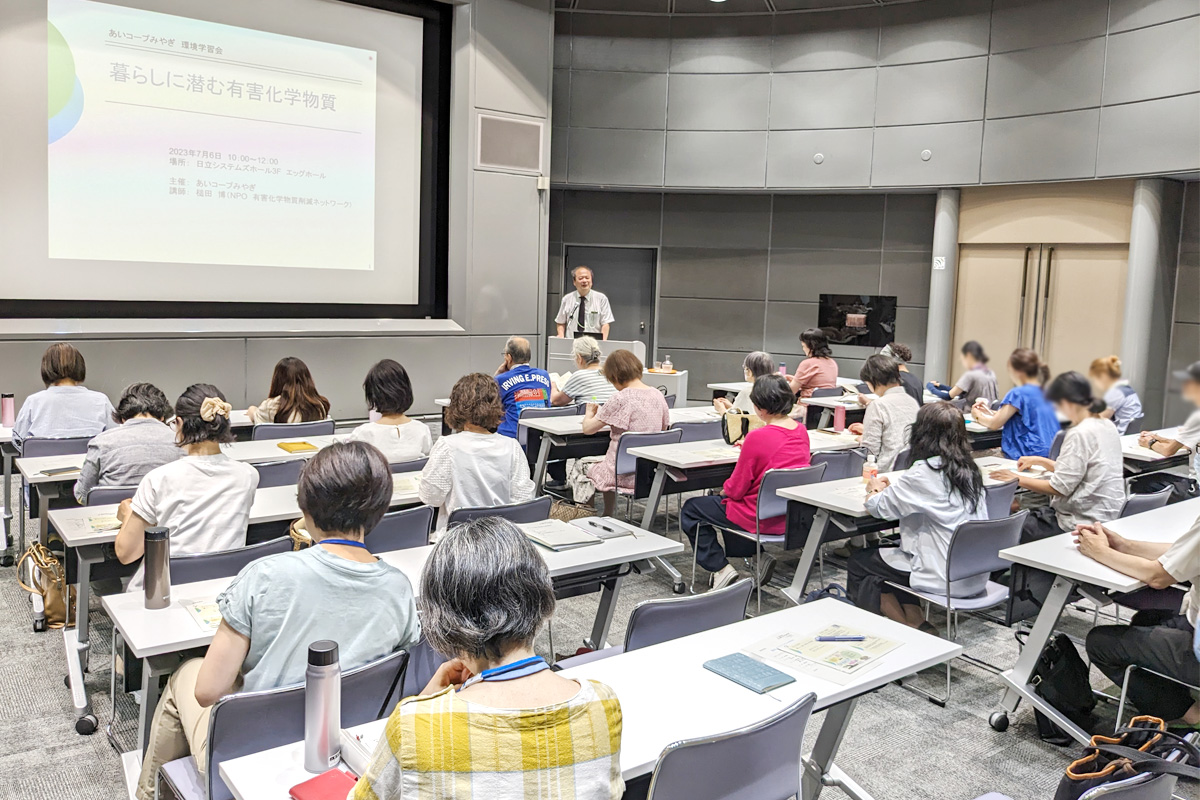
[703, 653, 795, 694]
[520, 518, 602, 551]
[277, 441, 318, 453]
[289, 768, 357, 800]
[41, 465, 81, 476]
[570, 517, 637, 540]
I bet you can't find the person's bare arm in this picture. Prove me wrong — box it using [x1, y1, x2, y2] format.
[1076, 525, 1176, 588]
[973, 403, 1016, 431]
[556, 323, 565, 338]
[581, 403, 605, 434]
[600, 323, 610, 341]
[114, 499, 149, 564]
[1138, 431, 1187, 457]
[194, 621, 251, 707]
[550, 386, 572, 406]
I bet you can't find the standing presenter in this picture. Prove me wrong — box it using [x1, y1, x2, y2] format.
[555, 266, 614, 340]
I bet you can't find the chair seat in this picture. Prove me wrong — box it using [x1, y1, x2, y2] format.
[715, 524, 785, 546]
[555, 644, 625, 670]
[904, 581, 1009, 612]
[159, 756, 203, 800]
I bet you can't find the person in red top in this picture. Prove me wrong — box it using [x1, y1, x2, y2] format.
[681, 374, 812, 590]
[787, 328, 839, 399]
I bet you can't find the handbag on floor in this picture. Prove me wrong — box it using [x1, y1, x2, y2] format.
[16, 543, 77, 629]
[1018, 631, 1095, 745]
[803, 583, 854, 605]
[1053, 716, 1200, 800]
[722, 409, 765, 445]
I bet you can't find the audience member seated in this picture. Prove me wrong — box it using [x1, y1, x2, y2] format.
[582, 349, 670, 517]
[114, 385, 259, 588]
[1089, 356, 1143, 435]
[927, 341, 998, 411]
[990, 372, 1125, 543]
[13, 342, 114, 449]
[247, 356, 330, 425]
[419, 373, 534, 534]
[878, 342, 924, 406]
[682, 375, 811, 590]
[971, 348, 1059, 459]
[713, 350, 775, 413]
[551, 336, 615, 407]
[345, 359, 431, 464]
[352, 517, 623, 800]
[850, 354, 919, 472]
[135, 441, 421, 800]
[73, 382, 181, 503]
[1133, 361, 1200, 502]
[495, 336, 551, 439]
[1078, 515, 1200, 728]
[787, 328, 838, 399]
[847, 402, 987, 631]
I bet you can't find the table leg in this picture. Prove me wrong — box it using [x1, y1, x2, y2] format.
[584, 573, 624, 650]
[781, 506, 831, 605]
[2, 445, 12, 556]
[638, 464, 669, 530]
[994, 576, 1090, 744]
[64, 544, 103, 733]
[138, 654, 182, 754]
[818, 408, 833, 429]
[106, 629, 122, 753]
[532, 435, 553, 493]
[803, 697, 873, 800]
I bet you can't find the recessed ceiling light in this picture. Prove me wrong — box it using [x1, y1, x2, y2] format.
[709, 0, 727, 4]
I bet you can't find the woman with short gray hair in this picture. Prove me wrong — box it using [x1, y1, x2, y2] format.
[352, 517, 625, 800]
[551, 334, 615, 406]
[714, 350, 776, 413]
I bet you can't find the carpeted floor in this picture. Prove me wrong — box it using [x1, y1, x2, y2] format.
[0, 456, 1189, 800]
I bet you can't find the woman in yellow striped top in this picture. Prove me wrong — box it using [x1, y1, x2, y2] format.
[352, 517, 624, 800]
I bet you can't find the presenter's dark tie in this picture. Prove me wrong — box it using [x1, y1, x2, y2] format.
[576, 295, 586, 332]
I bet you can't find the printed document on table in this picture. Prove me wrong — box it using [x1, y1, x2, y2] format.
[745, 624, 901, 685]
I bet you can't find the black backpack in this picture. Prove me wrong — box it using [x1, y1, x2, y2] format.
[1020, 631, 1096, 745]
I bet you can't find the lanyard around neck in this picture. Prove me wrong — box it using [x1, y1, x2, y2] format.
[319, 538, 368, 549]
[460, 656, 549, 689]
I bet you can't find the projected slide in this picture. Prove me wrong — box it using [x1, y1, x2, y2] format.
[47, 0, 378, 271]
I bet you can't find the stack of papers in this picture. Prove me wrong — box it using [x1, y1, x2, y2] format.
[520, 518, 602, 551]
[746, 624, 901, 685]
[392, 475, 421, 496]
[87, 514, 120, 532]
[185, 601, 221, 631]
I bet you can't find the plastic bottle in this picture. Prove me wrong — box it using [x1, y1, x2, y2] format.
[833, 404, 847, 432]
[661, 355, 673, 372]
[777, 362, 787, 376]
[0, 393, 13, 428]
[143, 527, 172, 610]
[862, 454, 878, 484]
[304, 640, 342, 773]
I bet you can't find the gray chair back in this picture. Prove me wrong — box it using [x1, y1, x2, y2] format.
[946, 511, 1028, 584]
[251, 459, 305, 488]
[983, 481, 1019, 520]
[810, 450, 865, 481]
[170, 537, 292, 585]
[390, 457, 428, 474]
[366, 506, 434, 552]
[670, 420, 722, 444]
[21, 436, 92, 457]
[400, 636, 451, 698]
[447, 495, 552, 526]
[663, 394, 677, 409]
[756, 464, 827, 525]
[250, 420, 335, 441]
[809, 387, 842, 399]
[614, 428, 683, 477]
[625, 579, 753, 652]
[516, 405, 574, 448]
[1123, 417, 1144, 436]
[856, 382, 870, 394]
[85, 485, 138, 506]
[892, 447, 914, 472]
[204, 649, 409, 800]
[646, 692, 817, 800]
[1049, 429, 1066, 460]
[1119, 487, 1173, 519]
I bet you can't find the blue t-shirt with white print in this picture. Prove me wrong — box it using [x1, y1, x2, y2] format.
[495, 364, 551, 439]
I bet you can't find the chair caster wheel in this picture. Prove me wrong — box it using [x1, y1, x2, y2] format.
[33, 619, 46, 633]
[672, 582, 685, 595]
[64, 674, 71, 688]
[75, 714, 98, 735]
[989, 712, 1009, 732]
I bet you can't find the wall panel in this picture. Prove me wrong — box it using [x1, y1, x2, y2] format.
[875, 58, 987, 126]
[981, 110, 1101, 183]
[769, 69, 876, 130]
[985, 38, 1106, 118]
[665, 132, 767, 187]
[569, 71, 667, 129]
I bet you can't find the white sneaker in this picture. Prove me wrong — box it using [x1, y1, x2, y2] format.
[711, 564, 739, 591]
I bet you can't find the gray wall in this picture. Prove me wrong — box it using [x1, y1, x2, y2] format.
[552, 0, 1200, 190]
[1168, 182, 1200, 425]
[549, 190, 936, 401]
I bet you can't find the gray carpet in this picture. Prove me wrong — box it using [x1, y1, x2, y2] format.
[0, 468, 1190, 800]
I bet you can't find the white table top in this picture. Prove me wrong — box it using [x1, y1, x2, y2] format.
[1120, 427, 1180, 462]
[777, 455, 1017, 518]
[49, 471, 423, 548]
[0, 426, 11, 446]
[104, 524, 682, 659]
[519, 406, 721, 436]
[218, 599, 960, 798]
[707, 381, 752, 393]
[1000, 497, 1199, 593]
[434, 398, 450, 408]
[16, 435, 338, 485]
[228, 409, 252, 429]
[627, 429, 862, 471]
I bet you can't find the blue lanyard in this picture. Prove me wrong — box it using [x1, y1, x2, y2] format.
[461, 656, 549, 689]
[319, 538, 368, 549]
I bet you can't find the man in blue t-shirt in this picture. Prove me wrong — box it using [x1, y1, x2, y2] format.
[494, 336, 551, 439]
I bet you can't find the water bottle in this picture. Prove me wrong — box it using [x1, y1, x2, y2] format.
[0, 393, 13, 428]
[662, 355, 673, 372]
[833, 404, 846, 432]
[143, 527, 172, 610]
[777, 362, 787, 376]
[862, 454, 878, 484]
[304, 640, 342, 773]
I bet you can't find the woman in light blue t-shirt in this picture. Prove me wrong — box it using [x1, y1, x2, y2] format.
[971, 348, 1060, 459]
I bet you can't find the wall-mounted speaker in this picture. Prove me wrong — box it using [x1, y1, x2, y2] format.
[477, 113, 543, 175]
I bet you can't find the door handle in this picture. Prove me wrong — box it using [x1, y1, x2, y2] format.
[1040, 247, 1054, 354]
[639, 321, 646, 331]
[1017, 246, 1031, 348]
[1030, 246, 1044, 351]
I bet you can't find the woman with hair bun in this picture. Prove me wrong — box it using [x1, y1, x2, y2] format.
[926, 340, 998, 411]
[114, 384, 259, 589]
[990, 371, 1125, 542]
[971, 348, 1060, 459]
[1089, 355, 1144, 435]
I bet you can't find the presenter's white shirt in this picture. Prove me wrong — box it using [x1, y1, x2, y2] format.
[555, 290, 614, 336]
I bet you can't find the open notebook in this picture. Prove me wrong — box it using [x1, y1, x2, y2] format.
[519, 518, 602, 551]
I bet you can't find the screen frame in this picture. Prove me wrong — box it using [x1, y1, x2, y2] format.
[3, 0, 451, 320]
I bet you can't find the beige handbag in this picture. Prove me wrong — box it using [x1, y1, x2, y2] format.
[722, 409, 766, 445]
[17, 543, 77, 629]
[288, 518, 313, 550]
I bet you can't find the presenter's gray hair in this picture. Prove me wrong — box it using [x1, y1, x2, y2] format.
[571, 265, 593, 279]
[420, 517, 556, 661]
[743, 351, 775, 379]
[572, 336, 603, 365]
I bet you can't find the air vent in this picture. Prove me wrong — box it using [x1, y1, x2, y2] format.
[478, 113, 543, 174]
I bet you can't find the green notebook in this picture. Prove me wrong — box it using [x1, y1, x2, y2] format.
[703, 652, 795, 694]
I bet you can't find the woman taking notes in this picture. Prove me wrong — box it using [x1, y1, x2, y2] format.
[13, 342, 114, 449]
[989, 372, 1125, 542]
[73, 382, 181, 503]
[787, 328, 838, 398]
[247, 356, 330, 424]
[551, 336, 615, 406]
[971, 348, 1059, 459]
[1089, 355, 1144, 435]
[713, 351, 776, 413]
[345, 359, 431, 464]
[926, 341, 998, 411]
[848, 402, 987, 630]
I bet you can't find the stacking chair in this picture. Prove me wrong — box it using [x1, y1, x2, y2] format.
[366, 506, 434, 552]
[84, 485, 138, 506]
[670, 420, 722, 443]
[250, 419, 334, 441]
[804, 387, 843, 428]
[702, 464, 827, 613]
[1116, 665, 1200, 733]
[169, 537, 293, 585]
[645, 692, 817, 800]
[447, 495, 552, 526]
[1049, 429, 1066, 460]
[892, 446, 914, 471]
[251, 458, 305, 488]
[810, 450, 865, 481]
[400, 636, 451, 698]
[983, 481, 1019, 520]
[613, 428, 683, 521]
[887, 511, 1027, 705]
[19, 435, 93, 549]
[390, 457, 428, 474]
[1122, 416, 1144, 436]
[516, 405, 575, 450]
[158, 649, 409, 800]
[1118, 487, 1172, 518]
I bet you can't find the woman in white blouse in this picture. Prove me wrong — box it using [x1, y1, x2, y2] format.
[345, 359, 432, 464]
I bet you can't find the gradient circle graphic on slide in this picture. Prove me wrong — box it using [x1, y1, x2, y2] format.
[48, 21, 84, 144]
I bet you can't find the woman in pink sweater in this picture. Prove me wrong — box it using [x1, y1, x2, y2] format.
[788, 328, 839, 399]
[681, 375, 812, 590]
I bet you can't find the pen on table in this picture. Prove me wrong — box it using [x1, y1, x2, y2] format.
[815, 635, 866, 642]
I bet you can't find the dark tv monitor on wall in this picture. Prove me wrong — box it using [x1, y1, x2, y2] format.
[817, 294, 897, 348]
